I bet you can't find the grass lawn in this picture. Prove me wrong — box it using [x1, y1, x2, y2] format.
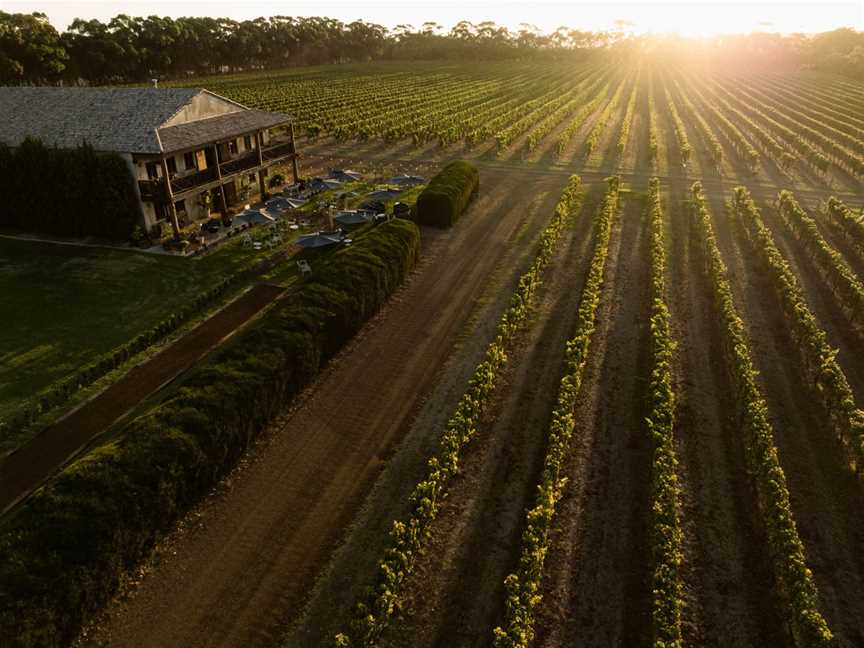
[0, 235, 274, 422]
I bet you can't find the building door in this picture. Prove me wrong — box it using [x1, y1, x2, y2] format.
[223, 181, 238, 207]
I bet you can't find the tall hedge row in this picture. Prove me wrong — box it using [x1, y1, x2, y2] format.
[0, 138, 140, 241]
[415, 160, 479, 227]
[0, 218, 420, 648]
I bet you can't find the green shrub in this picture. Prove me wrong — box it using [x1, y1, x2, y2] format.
[0, 219, 420, 647]
[0, 138, 140, 241]
[415, 160, 479, 228]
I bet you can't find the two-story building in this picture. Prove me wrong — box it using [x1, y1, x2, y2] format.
[0, 87, 299, 237]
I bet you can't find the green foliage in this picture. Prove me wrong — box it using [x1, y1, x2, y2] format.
[734, 188, 864, 478]
[644, 179, 683, 648]
[0, 138, 140, 241]
[0, 11, 66, 83]
[415, 160, 479, 228]
[0, 219, 420, 647]
[692, 183, 834, 648]
[1, 275, 241, 441]
[777, 191, 864, 329]
[334, 176, 585, 647]
[494, 177, 619, 648]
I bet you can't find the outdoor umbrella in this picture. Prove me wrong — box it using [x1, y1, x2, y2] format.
[266, 197, 292, 212]
[389, 174, 426, 186]
[360, 199, 387, 214]
[330, 169, 363, 182]
[296, 232, 344, 249]
[283, 197, 307, 209]
[367, 188, 402, 200]
[235, 209, 276, 226]
[335, 210, 373, 226]
[310, 178, 343, 192]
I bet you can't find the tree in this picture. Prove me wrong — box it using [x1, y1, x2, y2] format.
[0, 12, 66, 83]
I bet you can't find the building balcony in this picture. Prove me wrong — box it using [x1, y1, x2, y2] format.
[170, 167, 218, 193]
[137, 140, 297, 203]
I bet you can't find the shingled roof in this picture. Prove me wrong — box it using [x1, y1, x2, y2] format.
[0, 87, 291, 155]
[158, 109, 290, 153]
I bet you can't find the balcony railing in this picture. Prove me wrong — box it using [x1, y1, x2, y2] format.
[138, 179, 165, 202]
[137, 140, 297, 202]
[170, 167, 218, 193]
[218, 152, 261, 176]
[261, 142, 295, 162]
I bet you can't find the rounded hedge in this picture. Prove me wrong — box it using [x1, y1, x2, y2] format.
[415, 160, 479, 228]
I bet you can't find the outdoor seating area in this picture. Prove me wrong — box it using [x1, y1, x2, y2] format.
[151, 165, 422, 258]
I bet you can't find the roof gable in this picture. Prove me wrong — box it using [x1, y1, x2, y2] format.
[161, 90, 245, 128]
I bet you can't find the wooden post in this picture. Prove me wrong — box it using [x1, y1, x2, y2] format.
[213, 143, 228, 213]
[256, 130, 267, 199]
[160, 156, 180, 237]
[289, 122, 300, 182]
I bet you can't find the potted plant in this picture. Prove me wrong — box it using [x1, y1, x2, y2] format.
[130, 225, 149, 249]
[198, 191, 213, 219]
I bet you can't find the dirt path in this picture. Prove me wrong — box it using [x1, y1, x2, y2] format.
[375, 188, 599, 648]
[708, 190, 864, 648]
[665, 188, 790, 647]
[0, 282, 285, 514]
[533, 191, 653, 648]
[77, 169, 567, 648]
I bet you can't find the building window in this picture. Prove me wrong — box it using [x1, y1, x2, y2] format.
[174, 199, 186, 214]
[184, 151, 196, 170]
[145, 161, 159, 180]
[228, 139, 238, 155]
[244, 135, 253, 150]
[166, 157, 177, 175]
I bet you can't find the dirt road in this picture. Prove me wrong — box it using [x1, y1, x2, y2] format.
[78, 168, 568, 648]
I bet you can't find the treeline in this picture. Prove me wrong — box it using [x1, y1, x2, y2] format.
[1, 11, 861, 85]
[0, 12, 609, 85]
[0, 139, 140, 241]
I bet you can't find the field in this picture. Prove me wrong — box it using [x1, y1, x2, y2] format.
[0, 237, 269, 423]
[6, 58, 864, 648]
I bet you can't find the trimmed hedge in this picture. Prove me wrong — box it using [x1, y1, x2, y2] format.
[0, 138, 140, 241]
[415, 160, 479, 228]
[0, 219, 420, 648]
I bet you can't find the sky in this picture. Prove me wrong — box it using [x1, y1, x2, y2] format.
[2, 0, 862, 36]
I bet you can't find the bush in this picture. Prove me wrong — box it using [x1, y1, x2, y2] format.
[415, 160, 479, 228]
[0, 219, 420, 647]
[0, 138, 140, 241]
[268, 173, 286, 188]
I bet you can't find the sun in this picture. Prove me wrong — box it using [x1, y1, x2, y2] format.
[535, 0, 857, 38]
